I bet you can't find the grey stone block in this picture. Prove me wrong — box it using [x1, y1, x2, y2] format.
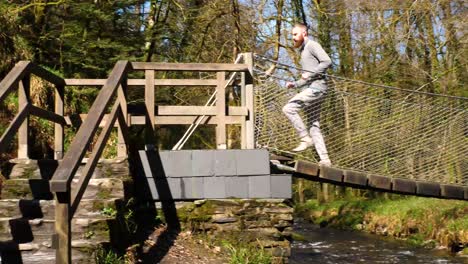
[145, 178, 182, 200]
[182, 177, 204, 199]
[204, 177, 226, 198]
[236, 149, 270, 176]
[159, 151, 192, 177]
[191, 150, 215, 177]
[225, 177, 249, 198]
[139, 150, 162, 178]
[214, 150, 237, 176]
[249, 175, 271, 198]
[271, 174, 292, 198]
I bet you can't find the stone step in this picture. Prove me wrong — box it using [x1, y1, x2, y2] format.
[0, 199, 122, 220]
[0, 241, 107, 264]
[1, 178, 128, 200]
[8, 158, 130, 180]
[0, 217, 113, 244]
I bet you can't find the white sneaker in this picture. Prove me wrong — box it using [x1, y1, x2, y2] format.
[292, 136, 314, 152]
[319, 159, 332, 166]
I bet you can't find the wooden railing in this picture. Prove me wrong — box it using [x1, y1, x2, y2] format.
[0, 61, 66, 159]
[0, 54, 254, 263]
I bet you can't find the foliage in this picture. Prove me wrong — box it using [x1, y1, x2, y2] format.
[94, 245, 124, 264]
[222, 240, 272, 264]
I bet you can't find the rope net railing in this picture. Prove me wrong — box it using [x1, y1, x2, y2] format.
[254, 56, 467, 186]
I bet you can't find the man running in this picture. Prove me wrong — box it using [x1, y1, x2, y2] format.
[282, 23, 331, 165]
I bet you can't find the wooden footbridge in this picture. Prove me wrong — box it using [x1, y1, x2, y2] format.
[0, 53, 466, 263]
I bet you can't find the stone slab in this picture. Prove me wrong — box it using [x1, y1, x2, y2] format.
[343, 170, 368, 186]
[271, 174, 292, 198]
[181, 177, 204, 199]
[319, 166, 343, 182]
[392, 178, 416, 194]
[440, 185, 465, 200]
[416, 182, 440, 197]
[249, 175, 271, 198]
[236, 149, 270, 176]
[159, 151, 193, 177]
[191, 150, 215, 177]
[368, 174, 392, 190]
[146, 178, 182, 200]
[204, 177, 226, 198]
[294, 160, 319, 176]
[225, 177, 249, 198]
[214, 150, 237, 176]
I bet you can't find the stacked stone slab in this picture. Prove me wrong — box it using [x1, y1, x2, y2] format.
[139, 149, 292, 200]
[0, 159, 130, 264]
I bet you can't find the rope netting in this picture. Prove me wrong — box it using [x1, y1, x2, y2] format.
[254, 55, 468, 186]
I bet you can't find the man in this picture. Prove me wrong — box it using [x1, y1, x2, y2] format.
[282, 23, 332, 165]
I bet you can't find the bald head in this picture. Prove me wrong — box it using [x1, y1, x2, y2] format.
[292, 23, 308, 48]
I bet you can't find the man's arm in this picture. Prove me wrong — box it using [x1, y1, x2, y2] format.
[294, 41, 332, 88]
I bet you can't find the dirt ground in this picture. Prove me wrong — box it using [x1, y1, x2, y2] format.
[126, 225, 228, 264]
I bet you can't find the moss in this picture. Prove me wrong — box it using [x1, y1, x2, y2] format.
[97, 188, 112, 199]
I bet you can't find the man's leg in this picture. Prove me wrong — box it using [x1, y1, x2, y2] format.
[305, 91, 331, 165]
[282, 89, 316, 151]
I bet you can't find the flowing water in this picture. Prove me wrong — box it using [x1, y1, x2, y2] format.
[290, 219, 467, 264]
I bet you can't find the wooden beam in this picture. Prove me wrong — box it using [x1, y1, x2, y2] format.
[243, 53, 255, 149]
[117, 82, 128, 157]
[30, 63, 66, 86]
[294, 160, 319, 176]
[65, 79, 218, 86]
[0, 61, 31, 103]
[0, 104, 29, 153]
[55, 192, 71, 264]
[29, 105, 66, 125]
[50, 61, 130, 193]
[157, 106, 247, 116]
[131, 62, 249, 72]
[145, 70, 155, 147]
[55, 85, 64, 159]
[18, 77, 30, 159]
[130, 115, 243, 125]
[216, 72, 226, 149]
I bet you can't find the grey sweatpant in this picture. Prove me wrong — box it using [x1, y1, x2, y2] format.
[282, 87, 329, 159]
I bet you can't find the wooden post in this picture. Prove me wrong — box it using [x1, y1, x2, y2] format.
[216, 71, 226, 149]
[55, 84, 64, 160]
[18, 75, 30, 159]
[145, 70, 155, 150]
[117, 78, 128, 157]
[240, 64, 247, 149]
[55, 192, 71, 264]
[243, 53, 255, 149]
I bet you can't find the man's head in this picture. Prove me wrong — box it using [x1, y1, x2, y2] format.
[292, 23, 308, 48]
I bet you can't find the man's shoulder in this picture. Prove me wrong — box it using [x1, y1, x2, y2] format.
[305, 39, 322, 48]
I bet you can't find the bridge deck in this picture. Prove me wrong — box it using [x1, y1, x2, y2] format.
[271, 156, 467, 201]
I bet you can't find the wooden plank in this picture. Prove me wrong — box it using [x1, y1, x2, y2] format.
[55, 85, 64, 159]
[0, 104, 29, 153]
[243, 53, 255, 149]
[216, 72, 226, 149]
[343, 170, 368, 186]
[55, 192, 71, 264]
[368, 174, 392, 190]
[0, 61, 31, 103]
[130, 115, 243, 125]
[319, 165, 343, 182]
[240, 68, 247, 149]
[145, 70, 156, 148]
[71, 101, 120, 216]
[157, 106, 247, 116]
[30, 63, 65, 86]
[294, 160, 319, 176]
[416, 181, 440, 197]
[50, 60, 129, 192]
[392, 178, 416, 194]
[29, 105, 66, 125]
[18, 77, 30, 159]
[465, 187, 468, 201]
[117, 82, 128, 158]
[440, 184, 465, 200]
[65, 79, 218, 86]
[131, 62, 249, 72]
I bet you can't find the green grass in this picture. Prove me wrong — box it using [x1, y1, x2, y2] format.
[222, 240, 272, 264]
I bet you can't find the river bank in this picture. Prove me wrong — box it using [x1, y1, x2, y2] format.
[295, 196, 468, 256]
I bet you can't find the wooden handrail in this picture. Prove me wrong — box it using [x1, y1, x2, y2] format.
[0, 103, 30, 152]
[50, 60, 130, 193]
[0, 61, 31, 102]
[131, 62, 249, 72]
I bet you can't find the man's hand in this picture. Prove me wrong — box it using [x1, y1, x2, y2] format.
[286, 81, 295, 88]
[301, 72, 311, 79]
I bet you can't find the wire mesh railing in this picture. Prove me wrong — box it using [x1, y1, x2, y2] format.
[254, 56, 467, 186]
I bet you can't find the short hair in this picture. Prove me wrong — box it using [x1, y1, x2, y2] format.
[293, 23, 308, 34]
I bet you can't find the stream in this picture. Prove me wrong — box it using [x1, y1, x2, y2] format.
[290, 219, 467, 264]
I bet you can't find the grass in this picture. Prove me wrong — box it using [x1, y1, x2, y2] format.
[94, 246, 124, 264]
[222, 240, 272, 264]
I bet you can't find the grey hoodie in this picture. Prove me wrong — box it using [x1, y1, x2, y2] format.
[294, 38, 332, 91]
